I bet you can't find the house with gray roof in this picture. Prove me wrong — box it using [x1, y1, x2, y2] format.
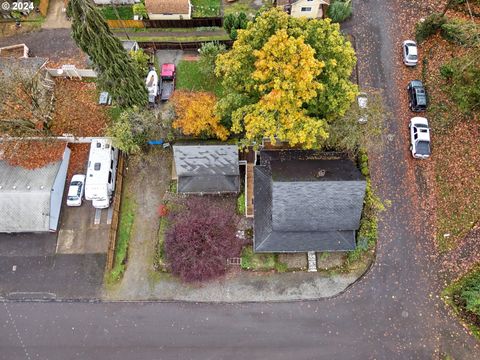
[0, 145, 71, 233]
[254, 150, 366, 252]
[173, 145, 240, 194]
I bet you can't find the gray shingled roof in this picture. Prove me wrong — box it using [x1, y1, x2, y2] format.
[254, 152, 366, 253]
[0, 160, 61, 232]
[0, 57, 47, 76]
[173, 145, 240, 194]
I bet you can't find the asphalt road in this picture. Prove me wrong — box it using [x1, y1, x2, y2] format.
[1, 1, 479, 359]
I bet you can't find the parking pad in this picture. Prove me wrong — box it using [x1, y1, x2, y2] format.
[56, 202, 110, 255]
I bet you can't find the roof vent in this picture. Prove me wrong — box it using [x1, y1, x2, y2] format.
[12, 185, 16, 190]
[26, 185, 31, 190]
[316, 169, 326, 178]
[40, 186, 44, 190]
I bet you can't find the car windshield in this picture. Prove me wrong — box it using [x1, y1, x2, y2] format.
[409, 54, 418, 60]
[67, 195, 78, 201]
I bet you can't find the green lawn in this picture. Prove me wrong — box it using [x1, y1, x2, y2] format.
[100, 6, 134, 20]
[191, 0, 221, 17]
[241, 246, 276, 271]
[176, 60, 223, 96]
[105, 195, 135, 284]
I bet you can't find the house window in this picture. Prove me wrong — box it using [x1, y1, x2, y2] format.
[108, 171, 112, 184]
[301, 7, 312, 12]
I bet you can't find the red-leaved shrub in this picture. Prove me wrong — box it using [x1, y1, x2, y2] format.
[165, 197, 241, 282]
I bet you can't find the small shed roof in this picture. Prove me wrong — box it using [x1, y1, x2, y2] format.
[173, 145, 240, 193]
[145, 0, 190, 14]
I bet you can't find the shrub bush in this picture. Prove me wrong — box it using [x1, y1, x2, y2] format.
[415, 13, 446, 43]
[223, 12, 248, 40]
[439, 63, 454, 79]
[164, 198, 241, 282]
[327, 0, 353, 23]
[441, 19, 480, 46]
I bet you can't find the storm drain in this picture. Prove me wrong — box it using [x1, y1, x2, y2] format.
[307, 252, 317, 272]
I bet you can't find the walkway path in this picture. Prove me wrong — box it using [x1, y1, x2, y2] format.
[42, 0, 71, 29]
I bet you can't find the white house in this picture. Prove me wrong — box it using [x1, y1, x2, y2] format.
[276, 0, 330, 19]
[145, 0, 192, 20]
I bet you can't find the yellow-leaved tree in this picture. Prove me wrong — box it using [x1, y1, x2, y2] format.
[238, 29, 327, 148]
[215, 8, 358, 149]
[171, 91, 229, 141]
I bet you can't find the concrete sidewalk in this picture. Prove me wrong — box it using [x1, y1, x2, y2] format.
[103, 264, 370, 302]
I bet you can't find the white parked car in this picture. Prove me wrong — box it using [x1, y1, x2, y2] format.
[409, 117, 431, 159]
[403, 40, 418, 66]
[357, 92, 368, 124]
[66, 174, 86, 207]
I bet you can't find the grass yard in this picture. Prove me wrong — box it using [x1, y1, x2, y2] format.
[192, 0, 221, 17]
[223, 0, 269, 16]
[241, 246, 276, 271]
[105, 195, 136, 284]
[176, 60, 224, 96]
[100, 5, 133, 20]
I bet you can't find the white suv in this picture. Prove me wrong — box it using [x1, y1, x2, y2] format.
[409, 117, 431, 159]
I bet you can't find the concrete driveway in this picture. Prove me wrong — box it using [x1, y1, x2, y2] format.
[56, 202, 110, 254]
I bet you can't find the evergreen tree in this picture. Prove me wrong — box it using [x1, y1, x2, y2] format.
[67, 0, 147, 108]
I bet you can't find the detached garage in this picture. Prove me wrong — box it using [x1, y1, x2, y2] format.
[0, 142, 71, 233]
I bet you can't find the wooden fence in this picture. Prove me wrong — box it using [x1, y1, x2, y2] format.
[107, 17, 223, 29]
[107, 19, 145, 28]
[106, 152, 126, 271]
[139, 39, 233, 50]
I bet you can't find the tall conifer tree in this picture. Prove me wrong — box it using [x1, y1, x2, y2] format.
[67, 0, 147, 108]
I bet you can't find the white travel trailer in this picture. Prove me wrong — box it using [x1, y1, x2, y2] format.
[85, 138, 119, 209]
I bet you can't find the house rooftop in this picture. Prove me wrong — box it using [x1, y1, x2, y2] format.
[254, 151, 366, 253]
[0, 57, 47, 75]
[173, 144, 240, 194]
[270, 159, 363, 182]
[145, 0, 190, 14]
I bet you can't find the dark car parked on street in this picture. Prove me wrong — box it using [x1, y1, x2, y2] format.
[407, 80, 427, 112]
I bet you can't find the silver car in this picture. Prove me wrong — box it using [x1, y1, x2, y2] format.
[403, 40, 418, 66]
